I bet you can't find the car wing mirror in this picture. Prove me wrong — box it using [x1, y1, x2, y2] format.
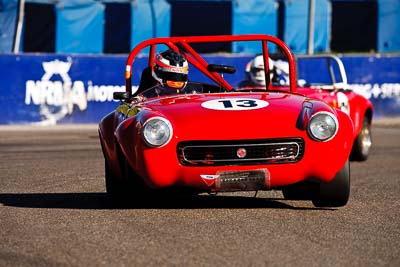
[113, 91, 130, 101]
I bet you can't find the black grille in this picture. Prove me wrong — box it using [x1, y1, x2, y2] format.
[177, 138, 304, 166]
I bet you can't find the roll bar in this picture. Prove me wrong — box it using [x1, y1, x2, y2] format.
[125, 34, 297, 98]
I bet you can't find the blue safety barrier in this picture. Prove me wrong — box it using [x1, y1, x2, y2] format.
[0, 53, 399, 124]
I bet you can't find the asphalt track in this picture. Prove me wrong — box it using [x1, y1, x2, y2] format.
[0, 119, 399, 266]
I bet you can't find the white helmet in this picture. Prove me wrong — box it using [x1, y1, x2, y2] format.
[247, 55, 274, 86]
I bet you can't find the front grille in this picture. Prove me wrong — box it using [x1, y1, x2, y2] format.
[177, 138, 304, 166]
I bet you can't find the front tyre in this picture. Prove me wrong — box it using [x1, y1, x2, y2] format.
[312, 160, 350, 208]
[105, 160, 131, 201]
[351, 116, 372, 161]
[282, 182, 315, 200]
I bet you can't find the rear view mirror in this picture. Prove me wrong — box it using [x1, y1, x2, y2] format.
[207, 64, 236, 74]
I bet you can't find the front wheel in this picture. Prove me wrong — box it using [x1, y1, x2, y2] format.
[105, 160, 131, 201]
[351, 116, 372, 161]
[282, 182, 315, 200]
[312, 160, 350, 208]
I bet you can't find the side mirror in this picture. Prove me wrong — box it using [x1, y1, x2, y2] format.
[113, 91, 130, 101]
[207, 64, 236, 74]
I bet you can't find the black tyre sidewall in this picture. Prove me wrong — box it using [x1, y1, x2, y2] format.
[312, 160, 350, 208]
[351, 117, 371, 161]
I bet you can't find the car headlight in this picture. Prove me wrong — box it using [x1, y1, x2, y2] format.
[142, 117, 172, 147]
[307, 112, 338, 141]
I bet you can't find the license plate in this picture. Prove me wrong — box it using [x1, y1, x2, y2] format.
[215, 169, 270, 192]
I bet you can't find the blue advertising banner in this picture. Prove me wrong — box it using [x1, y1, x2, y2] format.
[0, 53, 399, 124]
[341, 55, 400, 117]
[0, 54, 128, 124]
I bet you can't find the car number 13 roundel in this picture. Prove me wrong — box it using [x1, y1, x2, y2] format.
[201, 98, 269, 111]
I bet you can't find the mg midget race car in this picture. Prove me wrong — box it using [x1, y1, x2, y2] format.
[99, 34, 361, 207]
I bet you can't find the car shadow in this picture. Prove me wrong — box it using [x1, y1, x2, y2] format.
[0, 192, 332, 211]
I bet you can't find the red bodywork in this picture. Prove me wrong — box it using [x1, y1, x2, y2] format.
[99, 35, 356, 195]
[297, 87, 372, 142]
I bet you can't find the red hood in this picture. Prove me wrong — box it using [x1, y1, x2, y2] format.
[141, 92, 323, 141]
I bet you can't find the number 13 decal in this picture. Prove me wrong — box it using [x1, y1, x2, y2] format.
[219, 99, 258, 108]
[201, 98, 269, 110]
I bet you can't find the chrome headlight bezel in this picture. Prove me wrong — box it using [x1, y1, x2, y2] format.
[307, 111, 338, 142]
[142, 117, 173, 147]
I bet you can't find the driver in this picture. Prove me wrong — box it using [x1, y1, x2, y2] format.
[239, 55, 274, 87]
[132, 49, 189, 103]
[152, 49, 189, 92]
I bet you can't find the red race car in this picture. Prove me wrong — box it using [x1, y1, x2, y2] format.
[99, 35, 357, 207]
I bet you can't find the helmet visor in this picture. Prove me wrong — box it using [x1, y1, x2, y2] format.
[166, 80, 185, 89]
[251, 67, 264, 76]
